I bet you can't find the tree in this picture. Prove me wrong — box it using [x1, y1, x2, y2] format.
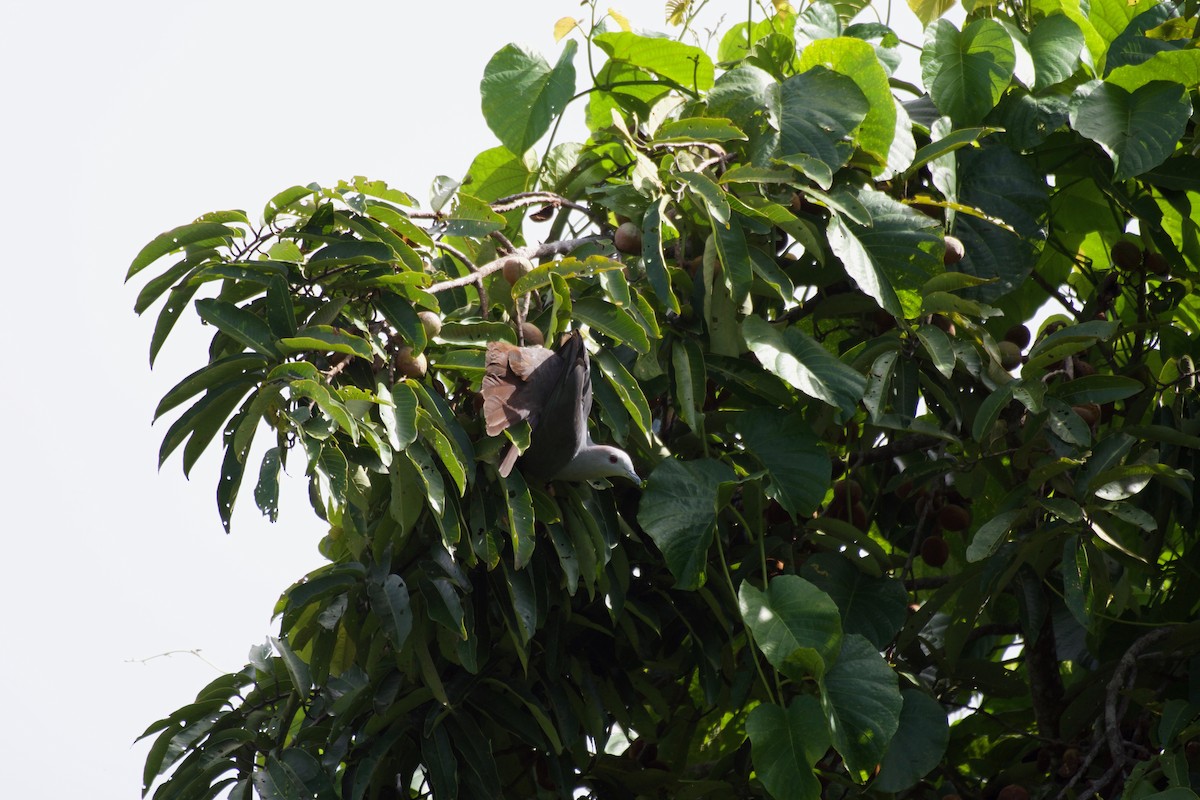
[128, 1, 1200, 798]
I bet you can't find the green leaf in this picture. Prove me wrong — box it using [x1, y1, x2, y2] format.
[1069, 80, 1192, 181]
[593, 31, 714, 92]
[820, 634, 903, 781]
[502, 468, 536, 570]
[972, 381, 1015, 441]
[510, 254, 626, 296]
[921, 19, 1016, 124]
[779, 67, 868, 176]
[443, 193, 507, 239]
[799, 552, 907, 649]
[710, 214, 753, 306]
[127, 222, 241, 281]
[462, 145, 537, 202]
[480, 40, 577, 154]
[574, 296, 651, 354]
[797, 37, 895, 172]
[739, 575, 843, 680]
[679, 171, 730, 226]
[382, 382, 419, 450]
[966, 508, 1025, 561]
[375, 292, 427, 352]
[907, 0, 956, 26]
[827, 186, 944, 318]
[195, 298, 281, 359]
[154, 354, 269, 420]
[1029, 14, 1085, 90]
[592, 346, 653, 437]
[873, 689, 949, 791]
[1107, 50, 1200, 93]
[654, 117, 747, 143]
[905, 126, 1000, 177]
[269, 636, 311, 694]
[367, 571, 413, 653]
[637, 459, 735, 590]
[737, 408, 831, 518]
[746, 697, 828, 800]
[641, 197, 679, 314]
[254, 447, 282, 523]
[743, 316, 866, 417]
[278, 326, 373, 360]
[671, 338, 706, 434]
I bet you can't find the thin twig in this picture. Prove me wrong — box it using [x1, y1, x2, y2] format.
[426, 234, 610, 294]
[489, 191, 593, 218]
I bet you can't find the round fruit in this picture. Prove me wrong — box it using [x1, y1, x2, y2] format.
[996, 786, 1029, 800]
[1003, 323, 1031, 349]
[998, 340, 1023, 371]
[1070, 357, 1096, 377]
[517, 321, 544, 346]
[944, 235, 965, 265]
[614, 221, 643, 255]
[850, 502, 869, 531]
[1144, 250, 1170, 276]
[832, 478, 863, 504]
[499, 255, 534, 284]
[1072, 402, 1101, 427]
[931, 314, 956, 336]
[417, 310, 441, 339]
[394, 346, 427, 379]
[1111, 240, 1143, 271]
[938, 504, 972, 532]
[920, 536, 949, 568]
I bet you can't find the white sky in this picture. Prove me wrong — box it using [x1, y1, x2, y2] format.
[0, 2, 934, 797]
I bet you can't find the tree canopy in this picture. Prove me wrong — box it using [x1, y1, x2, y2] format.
[129, 1, 1200, 798]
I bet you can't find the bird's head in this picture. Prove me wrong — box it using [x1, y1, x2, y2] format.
[555, 444, 642, 485]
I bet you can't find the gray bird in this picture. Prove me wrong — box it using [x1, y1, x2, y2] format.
[482, 331, 641, 484]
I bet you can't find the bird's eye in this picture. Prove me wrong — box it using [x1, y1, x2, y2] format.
[609, 454, 618, 464]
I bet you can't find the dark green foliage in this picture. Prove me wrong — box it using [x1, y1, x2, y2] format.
[128, 2, 1200, 798]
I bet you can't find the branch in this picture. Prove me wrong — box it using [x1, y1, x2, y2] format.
[426, 234, 610, 294]
[848, 434, 942, 468]
[1104, 628, 1170, 767]
[489, 191, 594, 218]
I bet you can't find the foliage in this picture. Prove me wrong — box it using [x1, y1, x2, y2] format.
[128, 1, 1200, 798]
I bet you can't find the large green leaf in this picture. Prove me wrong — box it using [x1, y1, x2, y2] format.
[779, 67, 868, 177]
[743, 315, 866, 418]
[462, 145, 537, 202]
[480, 40, 577, 155]
[953, 146, 1049, 303]
[127, 222, 241, 281]
[820, 634, 903, 781]
[593, 31, 714, 92]
[797, 37, 895, 172]
[873, 689, 950, 792]
[1029, 14, 1085, 90]
[799, 553, 907, 649]
[826, 185, 944, 318]
[367, 571, 413, 653]
[921, 18, 1016, 124]
[637, 458, 735, 590]
[195, 298, 281, 359]
[746, 697, 828, 800]
[738, 575, 843, 680]
[1069, 80, 1192, 181]
[736, 409, 830, 518]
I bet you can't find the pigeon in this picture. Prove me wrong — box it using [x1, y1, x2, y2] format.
[482, 331, 641, 484]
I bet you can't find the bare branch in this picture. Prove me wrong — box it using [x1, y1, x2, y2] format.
[426, 234, 611, 294]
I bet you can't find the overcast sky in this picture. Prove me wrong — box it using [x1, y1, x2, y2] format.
[0, 2, 934, 797]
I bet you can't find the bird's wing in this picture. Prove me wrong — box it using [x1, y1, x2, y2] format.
[481, 341, 561, 437]
[514, 332, 589, 479]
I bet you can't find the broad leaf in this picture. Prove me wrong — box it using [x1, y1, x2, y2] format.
[799, 553, 907, 649]
[746, 697, 828, 800]
[743, 315, 867, 418]
[736, 408, 830, 518]
[922, 18, 1016, 124]
[739, 575, 843, 679]
[480, 40, 577, 155]
[820, 634, 903, 781]
[1069, 80, 1192, 181]
[638, 459, 735, 590]
[779, 67, 868, 176]
[873, 690, 950, 791]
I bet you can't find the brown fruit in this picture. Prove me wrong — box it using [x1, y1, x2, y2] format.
[938, 504, 972, 532]
[832, 478, 863, 505]
[1111, 240, 1142, 271]
[517, 321, 544, 347]
[766, 558, 785, 577]
[1144, 250, 1170, 276]
[998, 340, 1023, 371]
[920, 535, 949, 568]
[1003, 323, 1031, 349]
[394, 346, 427, 379]
[850, 502, 869, 531]
[614, 221, 643, 255]
[1070, 356, 1096, 377]
[944, 235, 965, 265]
[931, 314, 956, 336]
[996, 786, 1029, 800]
[499, 254, 534, 284]
[417, 310, 441, 339]
[1072, 402, 1101, 427]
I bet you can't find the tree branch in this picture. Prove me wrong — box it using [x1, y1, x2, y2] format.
[426, 235, 610, 294]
